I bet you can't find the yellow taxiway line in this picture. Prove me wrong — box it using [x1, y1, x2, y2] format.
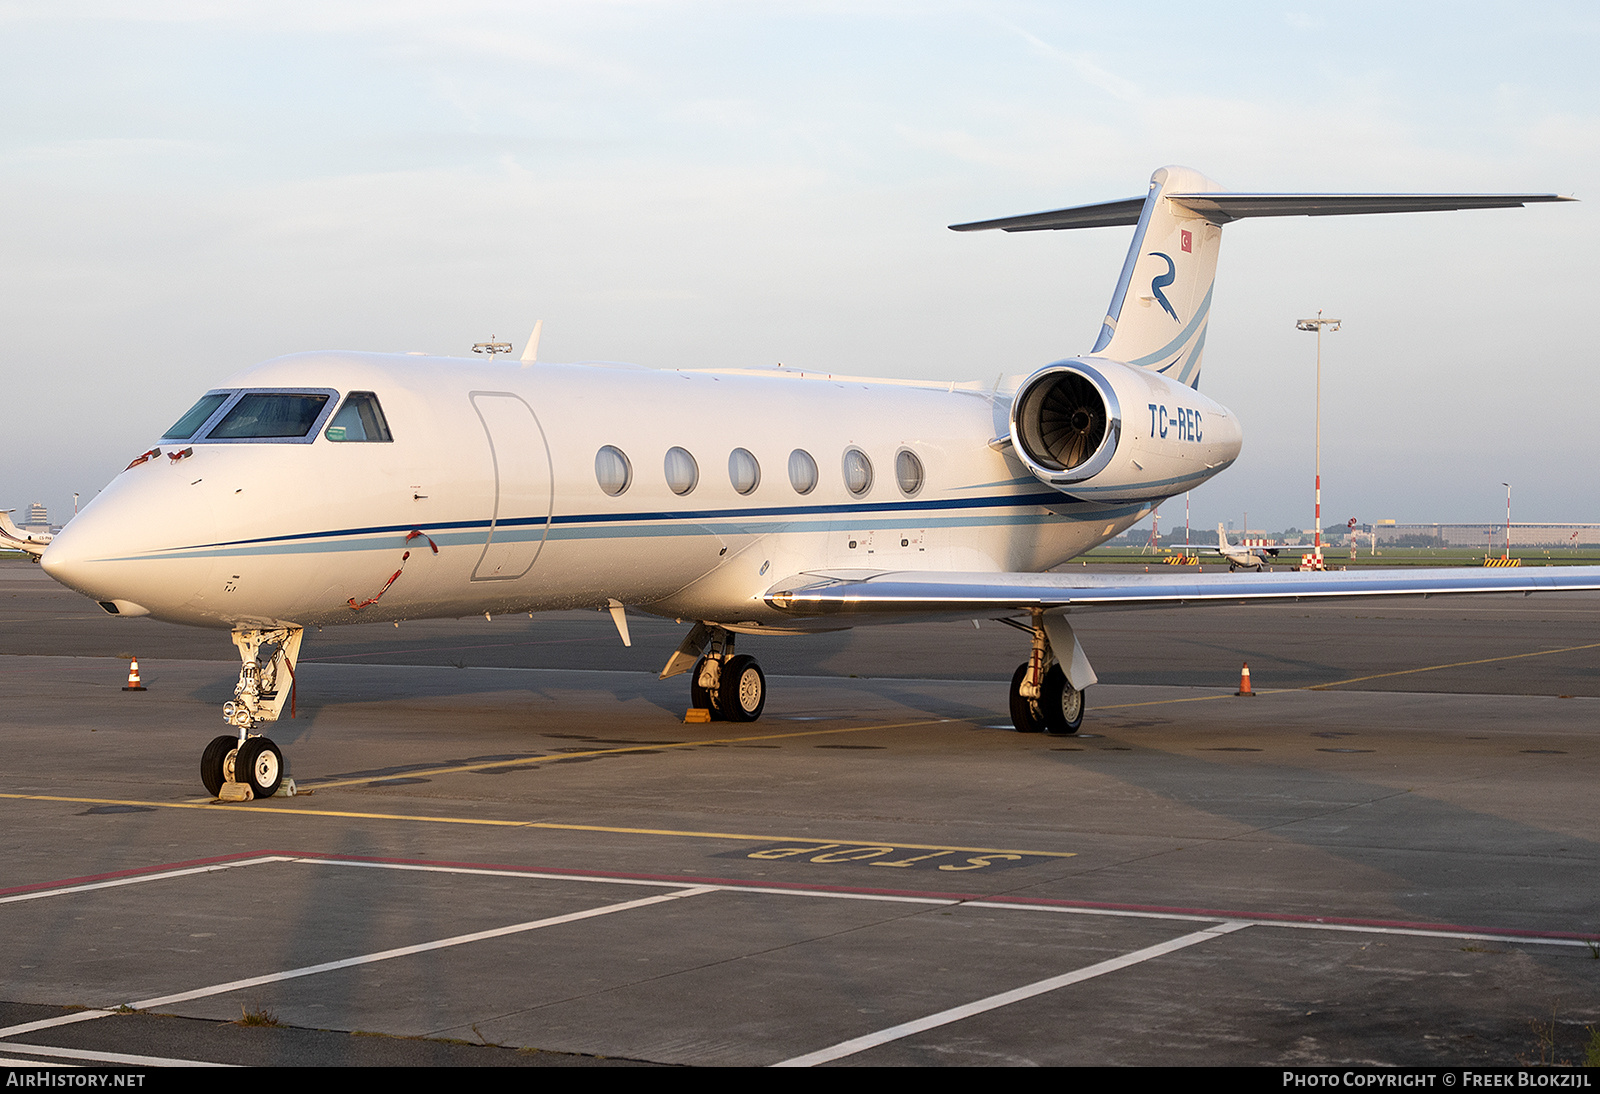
[308, 717, 950, 790]
[0, 716, 1074, 858]
[1098, 640, 1600, 711]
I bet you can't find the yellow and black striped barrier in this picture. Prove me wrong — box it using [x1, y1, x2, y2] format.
[1483, 556, 1522, 567]
[1165, 555, 1201, 565]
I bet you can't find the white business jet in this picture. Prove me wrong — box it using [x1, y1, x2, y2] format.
[0, 511, 52, 560]
[1213, 524, 1280, 572]
[40, 165, 1600, 800]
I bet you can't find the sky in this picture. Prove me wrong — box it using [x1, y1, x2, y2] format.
[3, 1, 1597, 533]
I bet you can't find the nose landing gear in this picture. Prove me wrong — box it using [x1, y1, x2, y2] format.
[203, 627, 302, 799]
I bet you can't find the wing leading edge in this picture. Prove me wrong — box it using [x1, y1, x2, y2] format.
[764, 566, 1600, 615]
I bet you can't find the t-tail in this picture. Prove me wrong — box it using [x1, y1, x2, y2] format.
[951, 167, 1573, 390]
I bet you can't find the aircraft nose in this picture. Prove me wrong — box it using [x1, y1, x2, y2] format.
[40, 476, 213, 620]
[41, 510, 127, 604]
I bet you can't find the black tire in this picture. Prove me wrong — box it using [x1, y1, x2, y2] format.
[201, 735, 236, 797]
[718, 655, 765, 722]
[235, 737, 284, 798]
[1008, 664, 1043, 733]
[1039, 665, 1086, 735]
[690, 657, 721, 719]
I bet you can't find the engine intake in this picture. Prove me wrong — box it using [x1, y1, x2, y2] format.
[1010, 364, 1121, 485]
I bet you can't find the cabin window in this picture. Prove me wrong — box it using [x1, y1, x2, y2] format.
[788, 449, 818, 495]
[664, 447, 699, 496]
[842, 448, 873, 497]
[162, 392, 231, 440]
[895, 449, 924, 496]
[595, 446, 632, 496]
[206, 393, 331, 440]
[324, 392, 393, 442]
[728, 448, 760, 495]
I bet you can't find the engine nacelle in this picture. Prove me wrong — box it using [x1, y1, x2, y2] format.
[1008, 358, 1243, 502]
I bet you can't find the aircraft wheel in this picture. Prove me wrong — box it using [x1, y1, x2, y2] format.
[718, 655, 765, 722]
[1008, 664, 1044, 733]
[235, 737, 284, 798]
[200, 734, 237, 797]
[1040, 665, 1085, 735]
[690, 657, 722, 719]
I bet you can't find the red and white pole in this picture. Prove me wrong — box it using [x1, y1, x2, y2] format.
[1297, 311, 1340, 570]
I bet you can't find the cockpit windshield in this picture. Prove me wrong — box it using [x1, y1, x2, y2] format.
[206, 393, 331, 440]
[161, 392, 232, 440]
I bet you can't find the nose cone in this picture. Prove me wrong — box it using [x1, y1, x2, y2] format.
[41, 467, 216, 623]
[40, 510, 125, 600]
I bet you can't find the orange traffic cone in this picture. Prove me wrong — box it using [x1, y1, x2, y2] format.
[1235, 661, 1254, 697]
[123, 658, 147, 692]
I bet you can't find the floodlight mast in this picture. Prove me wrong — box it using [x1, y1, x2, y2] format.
[1503, 482, 1512, 561]
[1296, 311, 1341, 568]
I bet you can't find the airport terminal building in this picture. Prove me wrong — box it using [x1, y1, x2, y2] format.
[1374, 522, 1600, 548]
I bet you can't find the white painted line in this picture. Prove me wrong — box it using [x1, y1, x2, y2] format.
[301, 857, 962, 906]
[0, 1011, 115, 1039]
[0, 857, 291, 906]
[773, 920, 1251, 1067]
[292, 858, 1600, 945]
[296, 861, 1600, 947]
[1218, 917, 1600, 947]
[0, 1041, 232, 1067]
[0, 1055, 72, 1067]
[129, 886, 717, 1010]
[959, 900, 1600, 947]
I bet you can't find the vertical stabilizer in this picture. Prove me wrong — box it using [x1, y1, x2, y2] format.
[1091, 166, 1226, 388]
[951, 169, 1569, 390]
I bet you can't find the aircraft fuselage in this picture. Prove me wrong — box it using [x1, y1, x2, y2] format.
[42, 350, 1240, 633]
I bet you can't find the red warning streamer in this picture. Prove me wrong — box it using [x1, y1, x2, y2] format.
[347, 530, 437, 611]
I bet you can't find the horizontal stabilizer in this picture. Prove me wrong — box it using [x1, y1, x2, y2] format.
[950, 192, 1574, 232]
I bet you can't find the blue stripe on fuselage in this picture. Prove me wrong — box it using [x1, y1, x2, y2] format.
[97, 491, 1158, 562]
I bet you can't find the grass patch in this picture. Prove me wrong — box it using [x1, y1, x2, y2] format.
[237, 1004, 280, 1027]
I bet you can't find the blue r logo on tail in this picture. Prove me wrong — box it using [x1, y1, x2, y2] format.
[1148, 252, 1178, 321]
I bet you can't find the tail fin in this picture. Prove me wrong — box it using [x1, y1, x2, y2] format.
[950, 168, 1572, 391]
[1091, 166, 1224, 387]
[1217, 522, 1229, 548]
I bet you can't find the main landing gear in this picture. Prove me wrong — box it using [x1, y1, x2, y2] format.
[663, 622, 766, 722]
[1001, 609, 1095, 736]
[202, 627, 302, 799]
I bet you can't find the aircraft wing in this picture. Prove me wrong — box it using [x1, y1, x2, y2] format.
[764, 566, 1600, 615]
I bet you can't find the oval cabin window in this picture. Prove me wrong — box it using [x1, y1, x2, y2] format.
[595, 446, 632, 496]
[842, 448, 873, 497]
[895, 449, 924, 496]
[665, 446, 699, 496]
[788, 449, 818, 495]
[728, 448, 761, 495]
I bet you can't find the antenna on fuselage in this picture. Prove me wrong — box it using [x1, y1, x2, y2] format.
[472, 336, 514, 357]
[520, 320, 543, 368]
